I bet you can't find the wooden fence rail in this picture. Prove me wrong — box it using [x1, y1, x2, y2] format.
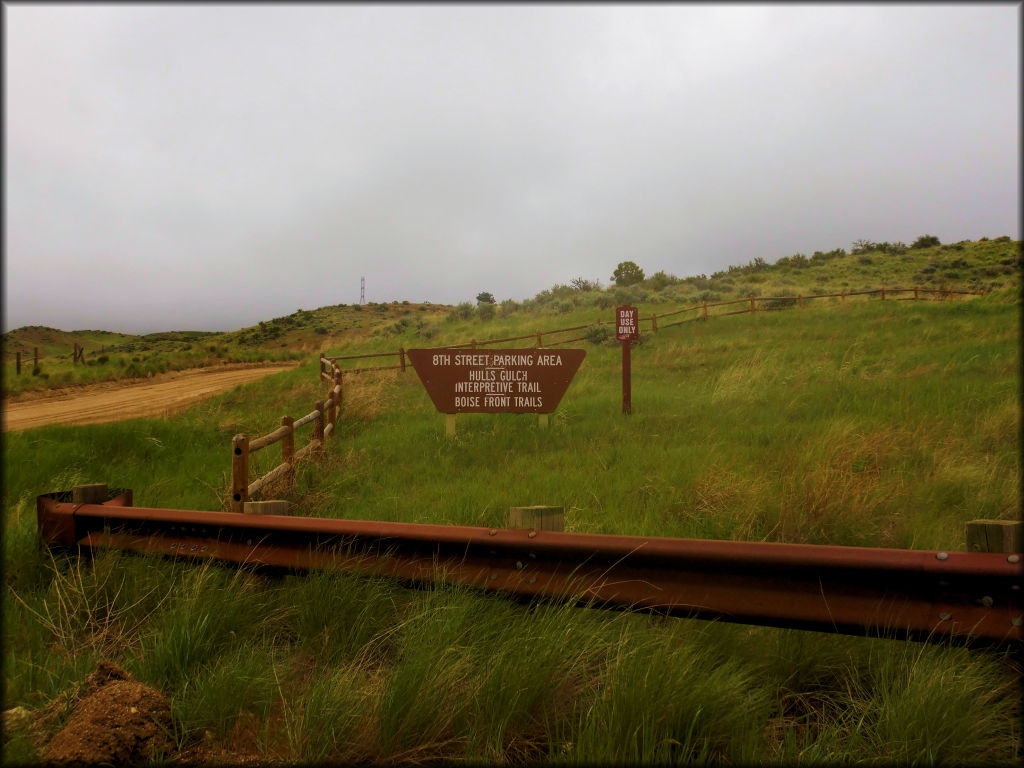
[321, 285, 985, 377]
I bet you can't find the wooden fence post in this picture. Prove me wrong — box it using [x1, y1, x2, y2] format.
[536, 330, 543, 348]
[400, 347, 406, 372]
[749, 295, 756, 312]
[914, 286, 919, 300]
[281, 415, 295, 490]
[651, 313, 658, 332]
[702, 302, 708, 320]
[841, 290, 846, 305]
[231, 434, 250, 513]
[881, 286, 886, 301]
[335, 372, 343, 411]
[313, 400, 325, 454]
[798, 294, 804, 308]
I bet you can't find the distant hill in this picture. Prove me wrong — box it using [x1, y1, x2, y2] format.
[4, 235, 1019, 364]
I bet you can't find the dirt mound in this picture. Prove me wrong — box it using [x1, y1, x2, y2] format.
[42, 662, 172, 766]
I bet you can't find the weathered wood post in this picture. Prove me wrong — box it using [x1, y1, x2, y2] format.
[313, 400, 325, 454]
[231, 434, 250, 513]
[966, 520, 1023, 553]
[536, 330, 543, 348]
[841, 290, 847, 305]
[651, 313, 658, 332]
[73, 484, 108, 504]
[881, 286, 886, 301]
[914, 286, 920, 301]
[508, 505, 564, 532]
[281, 415, 295, 490]
[702, 301, 708, 320]
[798, 294, 804, 308]
[749, 295, 756, 312]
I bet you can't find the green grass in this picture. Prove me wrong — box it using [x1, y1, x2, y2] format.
[2, 240, 1021, 764]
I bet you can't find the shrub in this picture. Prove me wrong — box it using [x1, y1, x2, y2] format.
[475, 292, 496, 305]
[584, 325, 614, 345]
[911, 234, 941, 249]
[314, 327, 328, 335]
[476, 302, 496, 321]
[858, 256, 874, 265]
[447, 302, 474, 322]
[96, 355, 109, 364]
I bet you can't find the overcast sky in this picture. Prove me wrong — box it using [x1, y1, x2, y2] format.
[5, 4, 1020, 334]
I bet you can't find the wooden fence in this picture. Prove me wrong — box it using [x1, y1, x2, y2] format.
[229, 360, 344, 513]
[231, 284, 983, 511]
[323, 285, 984, 375]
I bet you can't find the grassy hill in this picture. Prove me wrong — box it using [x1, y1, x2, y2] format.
[2, 235, 1021, 764]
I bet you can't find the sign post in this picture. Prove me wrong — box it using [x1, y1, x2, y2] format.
[616, 305, 639, 415]
[407, 348, 586, 435]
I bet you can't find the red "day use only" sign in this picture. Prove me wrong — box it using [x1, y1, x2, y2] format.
[616, 305, 639, 341]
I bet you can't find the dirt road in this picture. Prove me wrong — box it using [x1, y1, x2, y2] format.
[2, 364, 298, 432]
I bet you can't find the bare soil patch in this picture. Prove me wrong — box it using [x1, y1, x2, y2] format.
[2, 363, 297, 432]
[42, 662, 172, 766]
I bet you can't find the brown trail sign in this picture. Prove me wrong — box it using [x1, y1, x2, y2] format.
[406, 348, 586, 414]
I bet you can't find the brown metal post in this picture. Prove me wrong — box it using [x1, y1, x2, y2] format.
[281, 416, 295, 489]
[231, 435, 249, 513]
[313, 400, 325, 453]
[622, 339, 632, 415]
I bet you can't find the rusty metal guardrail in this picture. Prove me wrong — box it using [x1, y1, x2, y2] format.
[37, 490, 1022, 646]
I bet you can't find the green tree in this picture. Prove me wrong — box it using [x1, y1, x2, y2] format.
[476, 292, 496, 304]
[611, 261, 645, 286]
[911, 234, 941, 249]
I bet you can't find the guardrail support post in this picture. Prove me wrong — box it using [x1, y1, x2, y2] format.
[231, 434, 249, 513]
[73, 484, 108, 504]
[966, 520, 1023, 553]
[281, 415, 295, 489]
[508, 505, 564, 531]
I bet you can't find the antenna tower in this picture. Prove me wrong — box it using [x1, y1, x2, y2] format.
[360, 276, 365, 305]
